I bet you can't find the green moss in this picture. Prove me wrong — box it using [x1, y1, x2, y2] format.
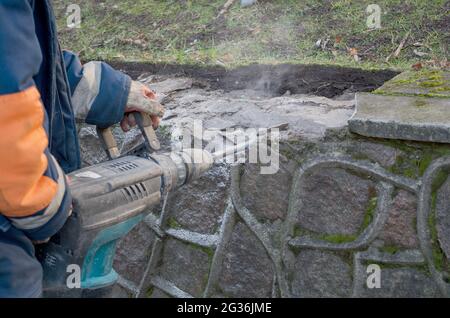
[426, 72, 444, 81]
[373, 90, 450, 99]
[388, 154, 418, 179]
[380, 245, 400, 254]
[433, 146, 450, 157]
[292, 225, 357, 244]
[416, 145, 450, 178]
[167, 217, 182, 229]
[431, 170, 449, 193]
[146, 286, 154, 298]
[318, 233, 357, 244]
[374, 69, 449, 98]
[385, 141, 450, 179]
[186, 242, 215, 261]
[389, 69, 444, 86]
[201, 246, 215, 260]
[391, 79, 414, 85]
[430, 86, 450, 93]
[419, 80, 445, 88]
[293, 225, 307, 238]
[416, 264, 433, 277]
[361, 196, 377, 230]
[418, 153, 434, 176]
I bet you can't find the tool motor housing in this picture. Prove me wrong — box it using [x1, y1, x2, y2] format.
[37, 155, 162, 297]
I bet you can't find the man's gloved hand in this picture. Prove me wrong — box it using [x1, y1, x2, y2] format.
[121, 81, 165, 132]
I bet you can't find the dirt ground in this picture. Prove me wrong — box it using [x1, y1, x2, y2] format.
[110, 62, 398, 97]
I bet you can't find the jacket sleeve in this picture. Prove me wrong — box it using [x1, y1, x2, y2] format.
[0, 0, 72, 241]
[63, 50, 132, 128]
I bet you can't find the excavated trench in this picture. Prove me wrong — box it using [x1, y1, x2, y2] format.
[80, 63, 398, 165]
[111, 62, 398, 98]
[77, 64, 406, 298]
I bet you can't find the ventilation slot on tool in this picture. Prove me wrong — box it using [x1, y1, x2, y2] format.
[107, 160, 139, 172]
[121, 182, 149, 202]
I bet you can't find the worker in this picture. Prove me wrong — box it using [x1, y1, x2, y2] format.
[0, 0, 164, 298]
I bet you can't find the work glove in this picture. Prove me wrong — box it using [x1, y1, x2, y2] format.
[121, 81, 165, 132]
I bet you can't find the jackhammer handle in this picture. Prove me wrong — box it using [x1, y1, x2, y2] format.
[134, 112, 161, 152]
[97, 127, 120, 159]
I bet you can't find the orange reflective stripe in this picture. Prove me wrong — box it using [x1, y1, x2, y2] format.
[0, 86, 57, 217]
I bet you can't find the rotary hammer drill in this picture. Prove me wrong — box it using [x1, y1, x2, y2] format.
[36, 113, 217, 297]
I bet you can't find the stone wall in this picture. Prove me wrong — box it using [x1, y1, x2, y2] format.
[80, 69, 449, 298]
[111, 132, 450, 298]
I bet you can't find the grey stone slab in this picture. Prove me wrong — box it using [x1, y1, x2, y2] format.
[291, 182, 393, 251]
[239, 162, 296, 221]
[291, 250, 352, 298]
[218, 222, 274, 298]
[149, 78, 193, 95]
[114, 223, 156, 284]
[349, 93, 450, 143]
[296, 167, 375, 236]
[348, 141, 401, 168]
[357, 268, 440, 298]
[168, 164, 230, 235]
[159, 238, 210, 297]
[379, 190, 419, 249]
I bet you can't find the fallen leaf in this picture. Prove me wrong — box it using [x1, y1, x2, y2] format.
[348, 47, 360, 62]
[411, 62, 422, 71]
[348, 47, 358, 56]
[335, 35, 342, 44]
